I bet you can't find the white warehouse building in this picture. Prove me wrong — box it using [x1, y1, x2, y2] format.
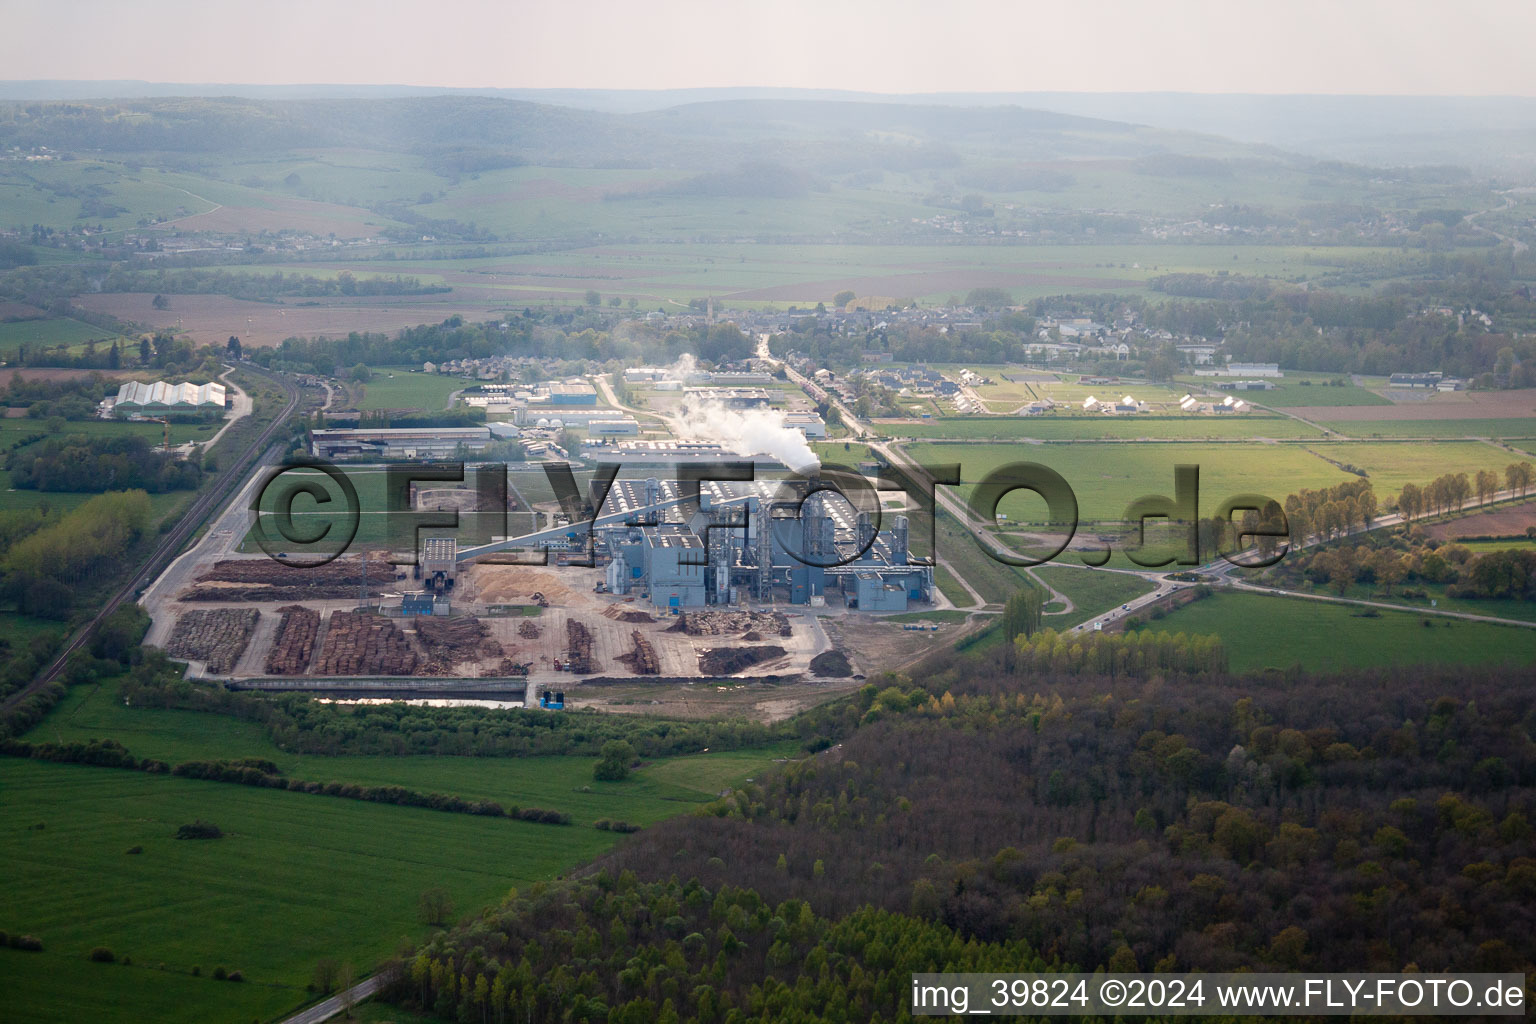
[112, 380, 226, 417]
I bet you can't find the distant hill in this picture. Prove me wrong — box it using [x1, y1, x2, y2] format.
[0, 93, 1277, 175]
[3, 83, 1531, 168]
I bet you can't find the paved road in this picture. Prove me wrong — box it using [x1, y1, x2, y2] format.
[1, 364, 300, 713]
[278, 975, 385, 1024]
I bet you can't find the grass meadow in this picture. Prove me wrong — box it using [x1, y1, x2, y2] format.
[1133, 591, 1536, 674]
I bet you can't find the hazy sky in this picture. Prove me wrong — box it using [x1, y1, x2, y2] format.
[3, 0, 1532, 95]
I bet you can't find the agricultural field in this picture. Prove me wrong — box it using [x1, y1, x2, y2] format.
[1133, 591, 1536, 674]
[903, 438, 1529, 523]
[1181, 376, 1392, 408]
[0, 316, 132, 359]
[1306, 440, 1518, 497]
[884, 414, 1323, 441]
[238, 466, 563, 551]
[906, 440, 1350, 523]
[28, 682, 794, 826]
[1319, 418, 1536, 439]
[354, 368, 467, 411]
[0, 759, 617, 1024]
[5, 676, 795, 1024]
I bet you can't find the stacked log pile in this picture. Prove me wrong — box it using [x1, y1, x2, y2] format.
[616, 630, 660, 675]
[565, 619, 597, 675]
[264, 605, 320, 675]
[165, 608, 260, 674]
[183, 557, 396, 602]
[316, 612, 419, 676]
[414, 617, 505, 675]
[518, 620, 542, 639]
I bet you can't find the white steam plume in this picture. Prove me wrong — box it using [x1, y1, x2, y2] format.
[672, 398, 820, 474]
[661, 353, 699, 381]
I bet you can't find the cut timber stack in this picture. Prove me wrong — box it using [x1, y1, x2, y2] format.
[165, 608, 260, 674]
[265, 605, 320, 675]
[183, 556, 397, 602]
[619, 630, 660, 675]
[316, 612, 419, 676]
[565, 619, 598, 675]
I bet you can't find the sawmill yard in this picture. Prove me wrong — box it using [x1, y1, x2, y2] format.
[145, 559, 839, 694]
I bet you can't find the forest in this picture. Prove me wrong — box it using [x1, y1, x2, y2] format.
[5, 433, 204, 493]
[375, 646, 1536, 1023]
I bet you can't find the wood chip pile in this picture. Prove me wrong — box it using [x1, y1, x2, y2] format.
[603, 606, 656, 624]
[667, 610, 791, 637]
[698, 645, 787, 675]
[316, 612, 419, 676]
[265, 605, 320, 675]
[414, 617, 505, 674]
[165, 608, 260, 673]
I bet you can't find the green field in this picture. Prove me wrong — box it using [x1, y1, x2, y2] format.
[1319, 419, 1536, 439]
[884, 415, 1324, 441]
[6, 681, 796, 1024]
[0, 317, 131, 357]
[30, 683, 794, 826]
[0, 759, 619, 1024]
[0, 416, 219, 451]
[1030, 565, 1157, 629]
[356, 369, 468, 411]
[1184, 376, 1393, 408]
[1135, 591, 1536, 674]
[1455, 537, 1536, 554]
[907, 440, 1350, 523]
[1307, 440, 1517, 497]
[904, 438, 1526, 523]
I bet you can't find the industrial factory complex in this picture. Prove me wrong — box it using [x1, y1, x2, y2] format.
[457, 475, 932, 613]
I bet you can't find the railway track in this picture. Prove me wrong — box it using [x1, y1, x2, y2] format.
[1, 364, 302, 714]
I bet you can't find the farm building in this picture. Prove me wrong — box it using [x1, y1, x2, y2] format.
[112, 379, 226, 418]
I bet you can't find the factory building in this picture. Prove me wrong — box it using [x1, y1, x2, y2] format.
[682, 387, 773, 409]
[784, 411, 827, 438]
[111, 379, 226, 418]
[586, 417, 641, 436]
[512, 407, 631, 427]
[311, 427, 493, 459]
[543, 383, 598, 406]
[537, 476, 933, 612]
[578, 440, 790, 469]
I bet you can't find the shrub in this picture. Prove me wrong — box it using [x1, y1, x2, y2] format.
[213, 966, 227, 980]
[175, 820, 222, 840]
[595, 819, 641, 833]
[9, 934, 42, 952]
[89, 947, 115, 963]
[227, 970, 244, 982]
[125, 845, 142, 855]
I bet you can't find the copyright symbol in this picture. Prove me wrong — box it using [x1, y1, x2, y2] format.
[249, 461, 360, 568]
[1101, 979, 1126, 1007]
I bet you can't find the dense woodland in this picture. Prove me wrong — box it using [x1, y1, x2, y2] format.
[377, 653, 1536, 1023]
[5, 433, 203, 493]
